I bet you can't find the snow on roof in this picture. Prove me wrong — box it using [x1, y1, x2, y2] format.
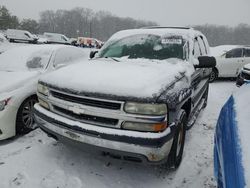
[234, 84, 250, 187]
[109, 28, 201, 42]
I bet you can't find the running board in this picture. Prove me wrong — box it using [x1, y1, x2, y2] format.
[186, 98, 205, 129]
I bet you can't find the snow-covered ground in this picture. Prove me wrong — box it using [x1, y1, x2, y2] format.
[0, 81, 236, 188]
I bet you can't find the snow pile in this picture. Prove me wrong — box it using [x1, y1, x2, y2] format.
[234, 84, 250, 187]
[210, 45, 239, 57]
[41, 58, 194, 99]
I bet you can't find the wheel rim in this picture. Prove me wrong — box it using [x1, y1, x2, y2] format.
[21, 99, 36, 129]
[176, 124, 184, 157]
[209, 71, 216, 82]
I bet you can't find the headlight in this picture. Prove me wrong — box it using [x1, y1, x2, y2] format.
[37, 83, 49, 96]
[0, 97, 11, 111]
[122, 122, 167, 132]
[124, 102, 167, 115]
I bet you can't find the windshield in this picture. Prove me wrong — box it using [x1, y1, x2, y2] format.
[98, 34, 188, 60]
[0, 48, 52, 72]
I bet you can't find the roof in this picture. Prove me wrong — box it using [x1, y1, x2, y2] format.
[109, 27, 201, 42]
[141, 26, 193, 30]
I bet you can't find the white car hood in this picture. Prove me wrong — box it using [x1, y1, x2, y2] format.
[41, 58, 194, 99]
[0, 71, 39, 94]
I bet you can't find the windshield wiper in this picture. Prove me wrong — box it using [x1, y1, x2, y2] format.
[104, 56, 120, 62]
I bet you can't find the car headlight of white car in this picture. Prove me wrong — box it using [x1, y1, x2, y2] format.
[37, 83, 49, 96]
[0, 97, 11, 111]
[124, 102, 167, 116]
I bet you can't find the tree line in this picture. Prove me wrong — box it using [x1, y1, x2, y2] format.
[1, 5, 250, 46]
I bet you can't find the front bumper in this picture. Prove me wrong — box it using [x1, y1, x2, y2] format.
[34, 104, 175, 163]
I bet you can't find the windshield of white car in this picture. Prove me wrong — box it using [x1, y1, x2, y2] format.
[0, 48, 52, 72]
[98, 34, 187, 60]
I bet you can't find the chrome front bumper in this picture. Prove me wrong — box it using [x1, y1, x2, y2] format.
[34, 104, 174, 163]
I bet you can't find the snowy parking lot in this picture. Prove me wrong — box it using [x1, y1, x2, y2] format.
[0, 81, 236, 188]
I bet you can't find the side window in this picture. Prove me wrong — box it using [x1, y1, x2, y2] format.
[225, 48, 243, 58]
[197, 36, 207, 55]
[244, 49, 250, 57]
[193, 39, 202, 58]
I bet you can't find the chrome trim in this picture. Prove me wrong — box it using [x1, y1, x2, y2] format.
[37, 88, 168, 129]
[35, 114, 173, 162]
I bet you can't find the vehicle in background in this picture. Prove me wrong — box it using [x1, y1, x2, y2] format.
[214, 83, 250, 188]
[34, 27, 215, 168]
[210, 45, 239, 57]
[209, 46, 250, 82]
[69, 38, 78, 46]
[236, 63, 250, 87]
[77, 37, 103, 49]
[37, 36, 48, 44]
[43, 32, 70, 45]
[6, 29, 38, 44]
[0, 45, 89, 140]
[0, 33, 11, 54]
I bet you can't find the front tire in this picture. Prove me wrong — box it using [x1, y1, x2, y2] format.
[16, 96, 38, 134]
[167, 110, 187, 169]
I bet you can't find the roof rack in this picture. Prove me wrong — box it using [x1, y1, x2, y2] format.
[141, 26, 193, 30]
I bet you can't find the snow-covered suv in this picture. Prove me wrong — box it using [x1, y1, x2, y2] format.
[34, 27, 216, 168]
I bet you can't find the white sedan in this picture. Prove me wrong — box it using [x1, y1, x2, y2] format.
[209, 46, 250, 82]
[0, 44, 89, 140]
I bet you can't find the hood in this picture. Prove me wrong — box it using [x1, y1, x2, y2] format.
[0, 71, 39, 94]
[243, 63, 250, 71]
[41, 58, 194, 100]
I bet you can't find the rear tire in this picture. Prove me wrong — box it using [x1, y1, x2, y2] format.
[166, 110, 187, 169]
[16, 96, 38, 134]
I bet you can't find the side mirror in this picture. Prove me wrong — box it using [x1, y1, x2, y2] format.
[194, 56, 216, 68]
[89, 51, 98, 59]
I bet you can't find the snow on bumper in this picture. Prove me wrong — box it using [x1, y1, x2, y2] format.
[34, 104, 174, 163]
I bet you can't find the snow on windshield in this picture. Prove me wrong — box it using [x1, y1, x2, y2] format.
[98, 34, 188, 60]
[0, 46, 53, 71]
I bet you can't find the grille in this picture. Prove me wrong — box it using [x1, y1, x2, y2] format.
[51, 91, 121, 110]
[242, 72, 250, 80]
[53, 105, 119, 126]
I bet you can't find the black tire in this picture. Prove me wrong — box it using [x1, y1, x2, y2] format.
[16, 96, 38, 134]
[166, 110, 187, 169]
[209, 69, 218, 83]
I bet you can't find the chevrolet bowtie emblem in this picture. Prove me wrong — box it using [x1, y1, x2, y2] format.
[69, 106, 85, 115]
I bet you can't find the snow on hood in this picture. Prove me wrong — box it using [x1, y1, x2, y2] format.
[40, 58, 194, 99]
[0, 71, 39, 94]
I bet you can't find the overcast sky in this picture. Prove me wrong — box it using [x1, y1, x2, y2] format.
[1, 0, 250, 26]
